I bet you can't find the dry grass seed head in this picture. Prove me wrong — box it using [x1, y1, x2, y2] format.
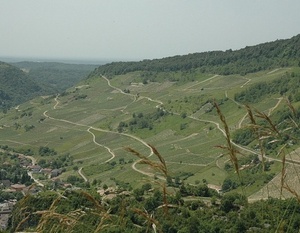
[214, 102, 240, 176]
[133, 208, 161, 233]
[254, 110, 280, 136]
[148, 144, 166, 168]
[15, 214, 31, 232]
[285, 96, 297, 118]
[125, 146, 168, 177]
[36, 211, 83, 232]
[280, 152, 287, 198]
[125, 146, 170, 217]
[81, 191, 105, 211]
[283, 183, 300, 203]
[245, 105, 257, 125]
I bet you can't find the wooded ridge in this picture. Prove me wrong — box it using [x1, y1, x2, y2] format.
[93, 34, 300, 77]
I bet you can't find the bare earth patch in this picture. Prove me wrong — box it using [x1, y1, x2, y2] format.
[248, 164, 300, 202]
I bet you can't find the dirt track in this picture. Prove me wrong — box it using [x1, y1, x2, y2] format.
[44, 74, 300, 198]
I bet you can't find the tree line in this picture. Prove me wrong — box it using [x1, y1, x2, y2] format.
[91, 34, 300, 78]
[8, 188, 300, 232]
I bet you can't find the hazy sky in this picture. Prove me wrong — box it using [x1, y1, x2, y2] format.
[1, 0, 300, 61]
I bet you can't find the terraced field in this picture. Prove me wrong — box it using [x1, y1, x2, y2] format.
[1, 68, 300, 197]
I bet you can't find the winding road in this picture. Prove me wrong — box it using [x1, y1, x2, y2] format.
[42, 74, 300, 192]
[78, 167, 88, 182]
[43, 84, 155, 180]
[24, 155, 44, 187]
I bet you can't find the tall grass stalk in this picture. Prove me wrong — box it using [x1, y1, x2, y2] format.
[214, 102, 245, 196]
[244, 100, 300, 201]
[125, 144, 170, 232]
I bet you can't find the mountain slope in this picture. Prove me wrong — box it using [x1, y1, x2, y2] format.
[93, 34, 300, 77]
[12, 62, 98, 93]
[0, 62, 42, 109]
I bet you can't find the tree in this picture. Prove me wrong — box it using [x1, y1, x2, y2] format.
[142, 183, 152, 192]
[222, 178, 238, 191]
[119, 158, 125, 164]
[175, 176, 181, 186]
[187, 216, 200, 233]
[67, 175, 84, 185]
[221, 193, 247, 213]
[92, 179, 97, 186]
[167, 176, 173, 186]
[133, 188, 144, 201]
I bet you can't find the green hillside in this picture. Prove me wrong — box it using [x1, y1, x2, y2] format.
[1, 34, 300, 193]
[3, 67, 300, 233]
[1, 34, 300, 232]
[0, 62, 42, 110]
[12, 61, 98, 93]
[0, 61, 98, 110]
[1, 67, 300, 192]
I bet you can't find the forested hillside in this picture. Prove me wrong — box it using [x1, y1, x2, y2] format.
[0, 62, 43, 110]
[0, 61, 98, 110]
[93, 34, 300, 77]
[12, 62, 98, 93]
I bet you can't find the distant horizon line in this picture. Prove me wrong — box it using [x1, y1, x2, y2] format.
[0, 56, 142, 65]
[2, 33, 298, 65]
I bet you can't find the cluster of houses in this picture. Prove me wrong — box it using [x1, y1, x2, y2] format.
[0, 179, 25, 192]
[18, 155, 63, 178]
[0, 154, 64, 194]
[0, 153, 70, 231]
[27, 164, 63, 179]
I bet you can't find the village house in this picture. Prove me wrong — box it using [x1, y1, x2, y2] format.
[27, 165, 42, 173]
[50, 178, 75, 190]
[51, 168, 62, 178]
[19, 159, 31, 167]
[40, 168, 52, 178]
[10, 184, 26, 192]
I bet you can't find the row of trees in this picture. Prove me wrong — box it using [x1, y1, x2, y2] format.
[118, 108, 168, 132]
[9, 188, 300, 232]
[38, 153, 73, 170]
[234, 72, 300, 104]
[222, 154, 274, 192]
[38, 146, 57, 156]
